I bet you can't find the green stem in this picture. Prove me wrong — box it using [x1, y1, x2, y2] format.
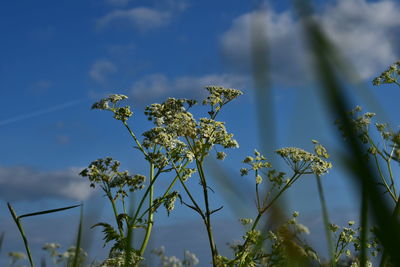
[233, 172, 300, 265]
[260, 172, 300, 214]
[170, 161, 205, 220]
[131, 169, 162, 224]
[139, 162, 155, 256]
[7, 203, 34, 267]
[123, 122, 148, 157]
[255, 170, 261, 211]
[315, 175, 336, 267]
[137, 161, 191, 221]
[107, 191, 124, 236]
[386, 147, 396, 196]
[196, 160, 218, 266]
[373, 155, 397, 202]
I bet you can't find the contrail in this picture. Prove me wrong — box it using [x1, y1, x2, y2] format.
[0, 99, 83, 127]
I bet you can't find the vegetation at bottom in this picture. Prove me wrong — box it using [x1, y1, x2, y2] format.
[3, 2, 400, 267]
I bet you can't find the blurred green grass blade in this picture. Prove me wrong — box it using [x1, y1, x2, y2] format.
[72, 204, 84, 267]
[315, 175, 335, 266]
[295, 1, 400, 265]
[379, 194, 400, 266]
[249, 5, 291, 257]
[0, 231, 4, 255]
[359, 186, 368, 267]
[18, 204, 81, 219]
[7, 202, 35, 267]
[40, 255, 46, 267]
[250, 5, 276, 162]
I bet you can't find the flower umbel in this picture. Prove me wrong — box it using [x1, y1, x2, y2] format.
[92, 94, 133, 122]
[276, 143, 332, 175]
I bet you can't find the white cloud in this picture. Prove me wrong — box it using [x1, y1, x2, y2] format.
[319, 0, 400, 78]
[89, 60, 117, 84]
[0, 166, 93, 201]
[129, 73, 250, 104]
[97, 0, 189, 32]
[220, 0, 400, 86]
[98, 8, 169, 31]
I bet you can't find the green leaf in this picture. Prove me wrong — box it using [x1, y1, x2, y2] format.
[91, 222, 121, 247]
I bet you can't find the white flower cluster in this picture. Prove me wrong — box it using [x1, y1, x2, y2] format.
[91, 94, 133, 122]
[202, 86, 243, 108]
[372, 61, 400, 86]
[276, 146, 332, 175]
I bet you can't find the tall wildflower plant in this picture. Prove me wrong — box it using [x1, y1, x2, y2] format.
[82, 86, 242, 266]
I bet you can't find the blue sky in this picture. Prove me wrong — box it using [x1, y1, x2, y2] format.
[1, 0, 400, 265]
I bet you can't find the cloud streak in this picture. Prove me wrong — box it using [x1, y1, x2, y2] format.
[0, 99, 82, 127]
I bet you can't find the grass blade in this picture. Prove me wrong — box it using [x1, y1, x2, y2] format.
[72, 204, 84, 267]
[7, 202, 35, 267]
[315, 175, 335, 266]
[40, 255, 46, 267]
[359, 186, 368, 267]
[18, 204, 81, 219]
[0, 231, 4, 256]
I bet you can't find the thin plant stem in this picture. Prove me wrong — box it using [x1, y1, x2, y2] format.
[196, 159, 219, 266]
[131, 169, 162, 224]
[386, 147, 396, 196]
[123, 122, 148, 157]
[137, 161, 190, 221]
[139, 162, 155, 256]
[315, 175, 336, 267]
[260, 172, 300, 214]
[106, 191, 124, 236]
[170, 161, 205, 220]
[232, 172, 300, 265]
[7, 203, 35, 267]
[120, 186, 128, 215]
[373, 155, 396, 202]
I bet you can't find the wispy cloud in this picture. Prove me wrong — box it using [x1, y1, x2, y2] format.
[0, 165, 92, 201]
[0, 99, 82, 127]
[89, 59, 117, 84]
[129, 73, 250, 104]
[97, 0, 189, 32]
[220, 0, 400, 86]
